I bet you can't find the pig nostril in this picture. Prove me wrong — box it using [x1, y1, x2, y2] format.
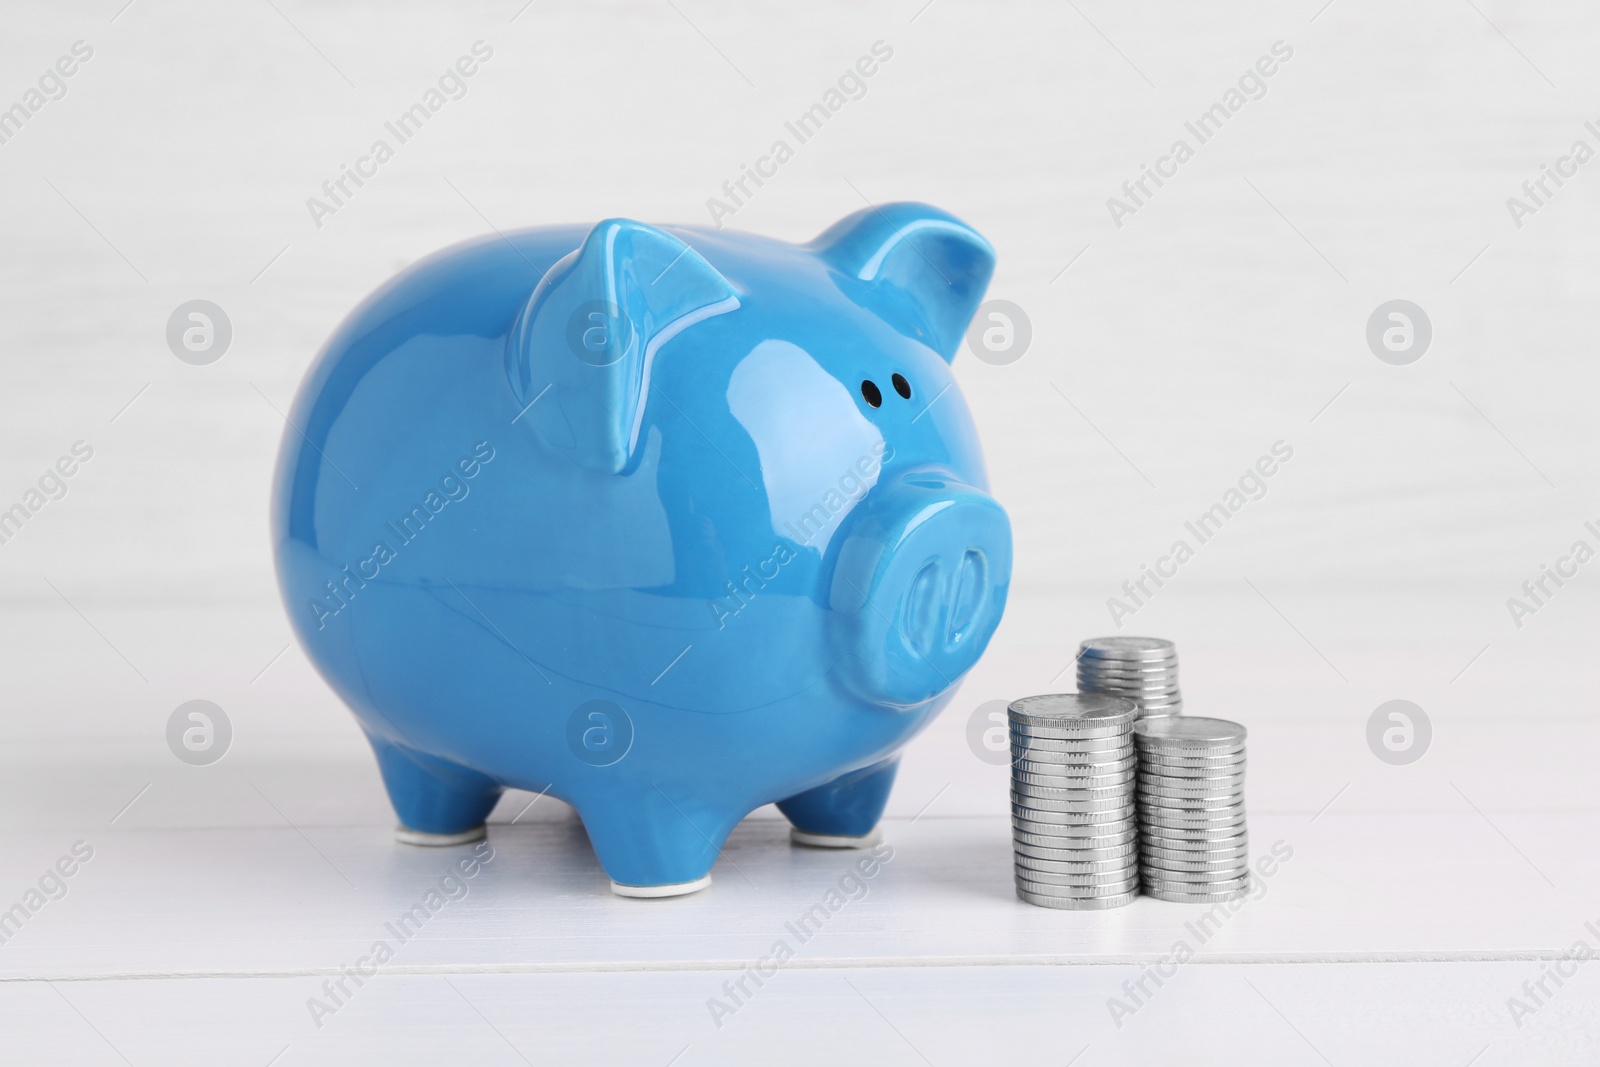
[903, 561, 939, 657]
[860, 380, 882, 408]
[892, 373, 911, 399]
[949, 549, 988, 644]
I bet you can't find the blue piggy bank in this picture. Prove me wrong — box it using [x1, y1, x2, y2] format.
[273, 202, 1012, 895]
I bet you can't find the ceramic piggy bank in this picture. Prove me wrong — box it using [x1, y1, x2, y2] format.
[273, 202, 1011, 896]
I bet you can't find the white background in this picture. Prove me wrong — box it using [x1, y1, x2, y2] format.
[0, 1, 1597, 1064]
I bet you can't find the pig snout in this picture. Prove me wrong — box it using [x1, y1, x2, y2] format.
[829, 472, 1012, 708]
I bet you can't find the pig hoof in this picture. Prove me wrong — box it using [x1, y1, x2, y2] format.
[609, 874, 713, 899]
[790, 826, 883, 850]
[393, 824, 487, 847]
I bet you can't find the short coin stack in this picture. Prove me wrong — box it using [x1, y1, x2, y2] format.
[1077, 636, 1183, 718]
[1133, 716, 1250, 902]
[1009, 693, 1141, 910]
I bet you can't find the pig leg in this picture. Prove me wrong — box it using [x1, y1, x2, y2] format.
[578, 787, 736, 897]
[369, 735, 505, 846]
[778, 758, 898, 848]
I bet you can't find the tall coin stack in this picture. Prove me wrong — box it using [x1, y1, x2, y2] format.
[1076, 636, 1183, 718]
[1133, 716, 1250, 903]
[1008, 693, 1141, 910]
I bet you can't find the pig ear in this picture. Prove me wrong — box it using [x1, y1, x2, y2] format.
[507, 219, 739, 474]
[811, 202, 995, 362]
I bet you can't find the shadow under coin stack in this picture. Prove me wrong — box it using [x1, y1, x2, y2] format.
[1133, 716, 1250, 902]
[1076, 636, 1183, 718]
[1009, 693, 1141, 910]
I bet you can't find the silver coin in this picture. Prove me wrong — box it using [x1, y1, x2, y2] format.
[1139, 806, 1248, 825]
[1137, 797, 1246, 811]
[1078, 667, 1180, 682]
[1142, 886, 1248, 904]
[1015, 831, 1137, 853]
[1012, 826, 1138, 851]
[1077, 657, 1178, 672]
[1010, 722, 1132, 744]
[1014, 853, 1140, 876]
[1013, 753, 1138, 776]
[1077, 636, 1176, 659]
[1141, 856, 1249, 875]
[1013, 822, 1138, 843]
[1013, 811, 1139, 833]
[1016, 872, 1141, 895]
[1141, 835, 1249, 853]
[1014, 792, 1135, 814]
[1013, 778, 1134, 800]
[1013, 808, 1137, 829]
[1016, 887, 1140, 910]
[1014, 822, 1138, 843]
[1014, 807, 1138, 827]
[1012, 732, 1134, 750]
[1077, 673, 1180, 688]
[1143, 873, 1252, 892]
[1014, 769, 1137, 791]
[1134, 716, 1246, 747]
[1137, 765, 1247, 781]
[1083, 688, 1182, 702]
[1138, 796, 1247, 812]
[1139, 844, 1248, 857]
[1142, 870, 1250, 888]
[1139, 754, 1246, 772]
[1139, 825, 1248, 844]
[1014, 836, 1136, 860]
[1079, 679, 1179, 691]
[1011, 748, 1139, 764]
[1139, 831, 1248, 844]
[1142, 851, 1248, 868]
[1140, 825, 1249, 842]
[1137, 768, 1247, 785]
[1140, 745, 1245, 761]
[1014, 876, 1140, 898]
[1140, 821, 1249, 838]
[1139, 783, 1248, 799]
[1016, 867, 1141, 890]
[1008, 693, 1138, 729]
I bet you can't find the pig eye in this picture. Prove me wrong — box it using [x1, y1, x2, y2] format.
[892, 373, 911, 399]
[860, 379, 882, 408]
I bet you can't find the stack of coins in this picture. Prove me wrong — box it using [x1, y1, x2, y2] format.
[1133, 716, 1249, 902]
[1008, 693, 1141, 910]
[1077, 636, 1183, 718]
